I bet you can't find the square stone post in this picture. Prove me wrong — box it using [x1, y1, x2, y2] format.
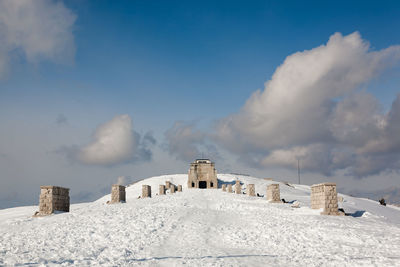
[170, 184, 175, 193]
[166, 181, 171, 189]
[159, 185, 166, 195]
[177, 185, 182, 192]
[247, 184, 255, 196]
[222, 184, 226, 191]
[38, 186, 70, 215]
[267, 184, 281, 203]
[111, 184, 125, 203]
[142, 185, 151, 198]
[311, 183, 342, 215]
[227, 184, 233, 193]
[235, 180, 241, 194]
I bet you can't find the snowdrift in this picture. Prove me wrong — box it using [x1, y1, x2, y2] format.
[1, 174, 400, 266]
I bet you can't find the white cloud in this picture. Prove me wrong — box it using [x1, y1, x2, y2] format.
[0, 0, 76, 77]
[79, 115, 138, 166]
[216, 32, 400, 177]
[165, 121, 220, 162]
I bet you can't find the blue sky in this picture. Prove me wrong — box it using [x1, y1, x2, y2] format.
[1, 0, 400, 208]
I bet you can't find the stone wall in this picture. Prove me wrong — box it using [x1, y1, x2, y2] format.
[222, 184, 226, 191]
[110, 184, 125, 203]
[38, 186, 69, 215]
[159, 185, 165, 195]
[177, 185, 182, 192]
[235, 180, 241, 194]
[227, 184, 233, 193]
[311, 183, 342, 215]
[266, 184, 281, 203]
[247, 184, 255, 196]
[142, 185, 151, 198]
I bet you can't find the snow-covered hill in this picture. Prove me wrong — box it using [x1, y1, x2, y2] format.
[1, 174, 400, 266]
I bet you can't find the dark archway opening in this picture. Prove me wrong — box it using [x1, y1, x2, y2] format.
[199, 181, 207, 189]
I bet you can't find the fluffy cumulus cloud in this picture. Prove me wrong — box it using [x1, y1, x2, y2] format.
[165, 121, 219, 162]
[215, 32, 400, 177]
[77, 115, 155, 166]
[0, 0, 76, 78]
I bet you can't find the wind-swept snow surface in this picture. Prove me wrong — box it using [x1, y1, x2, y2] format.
[1, 174, 400, 266]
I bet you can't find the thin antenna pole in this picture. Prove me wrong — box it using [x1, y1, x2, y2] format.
[297, 159, 301, 184]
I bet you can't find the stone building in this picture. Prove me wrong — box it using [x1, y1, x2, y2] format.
[311, 183, 342, 215]
[110, 185, 125, 203]
[188, 159, 218, 189]
[267, 184, 281, 203]
[37, 186, 69, 215]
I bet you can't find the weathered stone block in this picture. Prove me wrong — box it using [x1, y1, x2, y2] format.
[222, 184, 226, 191]
[110, 184, 125, 203]
[235, 180, 241, 194]
[311, 183, 343, 215]
[170, 184, 175, 193]
[37, 186, 70, 216]
[166, 181, 171, 189]
[227, 184, 233, 193]
[267, 184, 281, 203]
[177, 185, 182, 192]
[142, 185, 151, 198]
[247, 184, 255, 196]
[159, 185, 166, 195]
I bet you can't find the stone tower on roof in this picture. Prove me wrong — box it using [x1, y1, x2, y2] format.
[188, 159, 218, 189]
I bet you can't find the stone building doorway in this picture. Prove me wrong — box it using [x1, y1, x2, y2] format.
[199, 181, 207, 189]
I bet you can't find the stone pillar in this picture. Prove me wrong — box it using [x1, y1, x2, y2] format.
[227, 184, 233, 193]
[111, 184, 125, 203]
[159, 185, 166, 195]
[166, 181, 171, 189]
[247, 184, 255, 196]
[311, 183, 342, 215]
[142, 185, 151, 198]
[38, 186, 70, 215]
[267, 184, 281, 203]
[177, 185, 182, 192]
[170, 184, 175, 193]
[222, 184, 226, 191]
[235, 180, 241, 194]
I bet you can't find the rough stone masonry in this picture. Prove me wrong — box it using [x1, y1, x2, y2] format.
[142, 185, 151, 198]
[311, 183, 342, 215]
[37, 186, 69, 215]
[247, 184, 255, 196]
[159, 185, 166, 195]
[170, 184, 176, 194]
[110, 184, 125, 203]
[235, 180, 241, 194]
[267, 184, 281, 203]
[227, 184, 233, 193]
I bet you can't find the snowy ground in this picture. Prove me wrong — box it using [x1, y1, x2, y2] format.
[1, 174, 400, 266]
